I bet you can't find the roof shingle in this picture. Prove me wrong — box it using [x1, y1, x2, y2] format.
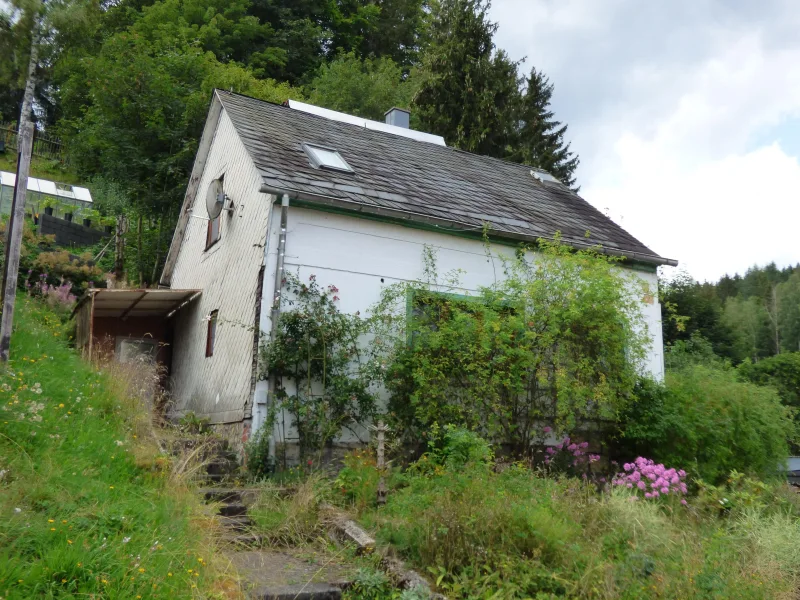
[217, 90, 673, 266]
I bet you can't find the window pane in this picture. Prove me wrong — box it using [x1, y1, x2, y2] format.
[206, 311, 218, 357]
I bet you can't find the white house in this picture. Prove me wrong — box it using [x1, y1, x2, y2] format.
[159, 90, 677, 449]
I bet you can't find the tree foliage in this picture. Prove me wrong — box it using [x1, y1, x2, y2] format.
[413, 0, 521, 158]
[512, 68, 580, 189]
[306, 51, 416, 121]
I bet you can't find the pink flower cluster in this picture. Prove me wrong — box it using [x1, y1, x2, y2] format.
[612, 457, 688, 503]
[544, 436, 600, 467]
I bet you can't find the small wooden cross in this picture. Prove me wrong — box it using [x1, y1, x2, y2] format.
[375, 420, 388, 506]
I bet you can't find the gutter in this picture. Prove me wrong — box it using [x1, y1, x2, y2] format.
[259, 184, 678, 268]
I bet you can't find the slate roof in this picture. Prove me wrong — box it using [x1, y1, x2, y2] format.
[217, 90, 674, 266]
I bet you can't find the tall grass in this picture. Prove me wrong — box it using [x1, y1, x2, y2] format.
[0, 298, 236, 599]
[358, 464, 800, 599]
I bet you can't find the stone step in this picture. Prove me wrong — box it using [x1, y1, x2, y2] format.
[206, 460, 238, 476]
[218, 503, 248, 517]
[249, 583, 342, 600]
[218, 532, 265, 547]
[218, 515, 253, 531]
[201, 488, 243, 503]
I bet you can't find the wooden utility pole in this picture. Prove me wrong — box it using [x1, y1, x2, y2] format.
[0, 29, 40, 362]
[376, 420, 388, 506]
[0, 122, 34, 361]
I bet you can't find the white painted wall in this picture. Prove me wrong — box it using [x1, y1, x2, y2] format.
[253, 205, 665, 440]
[169, 109, 272, 423]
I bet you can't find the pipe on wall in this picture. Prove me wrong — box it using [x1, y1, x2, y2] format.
[264, 193, 290, 463]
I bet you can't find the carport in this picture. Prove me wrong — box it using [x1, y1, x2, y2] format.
[74, 289, 200, 365]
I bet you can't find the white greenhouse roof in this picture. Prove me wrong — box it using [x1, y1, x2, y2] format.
[0, 170, 92, 203]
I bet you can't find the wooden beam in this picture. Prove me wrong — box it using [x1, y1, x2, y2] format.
[119, 291, 148, 321]
[87, 292, 95, 361]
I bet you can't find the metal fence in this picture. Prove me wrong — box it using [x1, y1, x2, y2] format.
[0, 123, 66, 162]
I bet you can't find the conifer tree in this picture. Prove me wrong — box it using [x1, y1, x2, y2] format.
[513, 67, 580, 188]
[413, 0, 521, 158]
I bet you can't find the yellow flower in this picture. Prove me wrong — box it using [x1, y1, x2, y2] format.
[77, 563, 82, 567]
[50, 527, 56, 531]
[187, 569, 192, 573]
[58, 403, 64, 408]
[109, 486, 114, 489]
[62, 579, 67, 583]
[48, 519, 55, 523]
[62, 520, 67, 524]
[138, 568, 145, 573]
[167, 572, 172, 577]
[67, 540, 73, 545]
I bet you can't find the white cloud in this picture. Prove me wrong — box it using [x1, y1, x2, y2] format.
[491, 0, 800, 281]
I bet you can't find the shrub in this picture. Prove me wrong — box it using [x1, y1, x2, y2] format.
[543, 436, 599, 476]
[738, 352, 800, 409]
[335, 449, 380, 511]
[611, 457, 688, 502]
[244, 426, 274, 479]
[616, 365, 795, 484]
[260, 273, 377, 460]
[374, 238, 651, 456]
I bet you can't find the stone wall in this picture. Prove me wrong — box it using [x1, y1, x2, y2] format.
[39, 213, 109, 247]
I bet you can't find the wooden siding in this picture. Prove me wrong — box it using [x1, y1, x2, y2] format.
[169, 109, 272, 424]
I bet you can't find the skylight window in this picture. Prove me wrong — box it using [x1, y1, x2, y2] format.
[530, 169, 560, 184]
[302, 143, 353, 172]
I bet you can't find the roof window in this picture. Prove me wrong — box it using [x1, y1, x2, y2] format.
[302, 143, 353, 172]
[530, 169, 560, 184]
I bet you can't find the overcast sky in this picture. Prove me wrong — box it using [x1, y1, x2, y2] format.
[490, 0, 800, 282]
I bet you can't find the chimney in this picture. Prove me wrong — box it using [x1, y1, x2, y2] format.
[384, 107, 410, 129]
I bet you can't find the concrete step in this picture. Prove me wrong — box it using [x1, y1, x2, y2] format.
[249, 583, 342, 600]
[218, 503, 248, 517]
[218, 515, 253, 531]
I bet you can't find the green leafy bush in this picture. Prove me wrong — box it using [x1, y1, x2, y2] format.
[244, 426, 274, 479]
[616, 365, 795, 484]
[374, 239, 651, 456]
[738, 352, 800, 408]
[260, 273, 377, 460]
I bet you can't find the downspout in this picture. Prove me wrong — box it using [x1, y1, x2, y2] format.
[265, 193, 290, 464]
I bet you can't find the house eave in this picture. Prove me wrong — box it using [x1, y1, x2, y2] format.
[259, 183, 678, 268]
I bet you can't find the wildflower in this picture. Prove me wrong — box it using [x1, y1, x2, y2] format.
[48, 519, 55, 523]
[168, 572, 172, 577]
[122, 536, 131, 544]
[58, 403, 64, 408]
[109, 486, 114, 489]
[542, 426, 552, 434]
[67, 540, 73, 545]
[138, 568, 145, 573]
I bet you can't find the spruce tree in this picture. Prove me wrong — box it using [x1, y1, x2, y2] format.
[513, 67, 580, 189]
[413, 0, 521, 158]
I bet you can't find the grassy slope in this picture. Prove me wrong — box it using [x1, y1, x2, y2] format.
[0, 299, 222, 599]
[350, 464, 800, 599]
[0, 154, 82, 186]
